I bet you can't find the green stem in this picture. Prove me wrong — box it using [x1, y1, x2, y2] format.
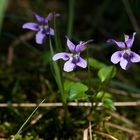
[49, 37, 66, 104]
[67, 0, 75, 38]
[49, 36, 69, 131]
[86, 48, 91, 90]
[54, 17, 63, 74]
[86, 48, 95, 113]
[54, 17, 62, 51]
[94, 66, 115, 109]
[93, 82, 102, 110]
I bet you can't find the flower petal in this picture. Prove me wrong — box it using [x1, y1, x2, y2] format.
[46, 27, 54, 36]
[130, 51, 140, 63]
[111, 51, 122, 64]
[22, 22, 39, 31]
[82, 39, 93, 45]
[75, 44, 84, 52]
[66, 37, 75, 52]
[34, 13, 45, 23]
[35, 30, 46, 44]
[120, 58, 130, 70]
[47, 12, 60, 21]
[75, 39, 93, 53]
[124, 34, 129, 42]
[64, 60, 76, 72]
[125, 32, 136, 48]
[76, 57, 87, 68]
[52, 53, 71, 61]
[107, 39, 125, 49]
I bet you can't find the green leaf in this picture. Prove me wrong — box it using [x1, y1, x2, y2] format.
[96, 91, 112, 99]
[64, 81, 88, 100]
[64, 81, 74, 92]
[103, 98, 116, 110]
[88, 58, 106, 69]
[98, 66, 116, 82]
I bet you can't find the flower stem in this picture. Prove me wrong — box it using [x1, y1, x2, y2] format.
[86, 47, 95, 113]
[49, 36, 69, 133]
[49, 37, 66, 104]
[86, 47, 91, 90]
[54, 16, 62, 51]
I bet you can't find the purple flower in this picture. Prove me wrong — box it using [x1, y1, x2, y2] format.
[53, 37, 93, 72]
[22, 12, 60, 44]
[107, 32, 140, 70]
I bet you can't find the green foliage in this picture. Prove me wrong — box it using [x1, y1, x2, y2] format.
[96, 90, 112, 99]
[103, 98, 116, 110]
[64, 81, 88, 100]
[88, 58, 106, 69]
[98, 66, 116, 82]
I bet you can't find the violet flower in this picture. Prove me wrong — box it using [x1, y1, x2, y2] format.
[22, 12, 59, 44]
[53, 37, 93, 72]
[107, 32, 140, 70]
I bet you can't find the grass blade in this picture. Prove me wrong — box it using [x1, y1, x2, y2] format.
[12, 99, 45, 140]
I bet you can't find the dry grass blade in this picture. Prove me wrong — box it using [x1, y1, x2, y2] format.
[83, 128, 88, 140]
[108, 111, 138, 128]
[31, 114, 43, 125]
[94, 131, 118, 140]
[105, 122, 140, 135]
[89, 121, 92, 140]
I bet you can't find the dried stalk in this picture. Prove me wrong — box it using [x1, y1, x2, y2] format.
[0, 101, 140, 108]
[105, 122, 140, 136]
[94, 131, 118, 140]
[108, 111, 138, 128]
[7, 31, 34, 65]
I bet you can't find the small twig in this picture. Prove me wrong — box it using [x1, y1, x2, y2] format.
[7, 31, 34, 66]
[0, 101, 140, 108]
[30, 114, 43, 125]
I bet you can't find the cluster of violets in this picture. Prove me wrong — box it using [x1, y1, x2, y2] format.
[22, 12, 140, 72]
